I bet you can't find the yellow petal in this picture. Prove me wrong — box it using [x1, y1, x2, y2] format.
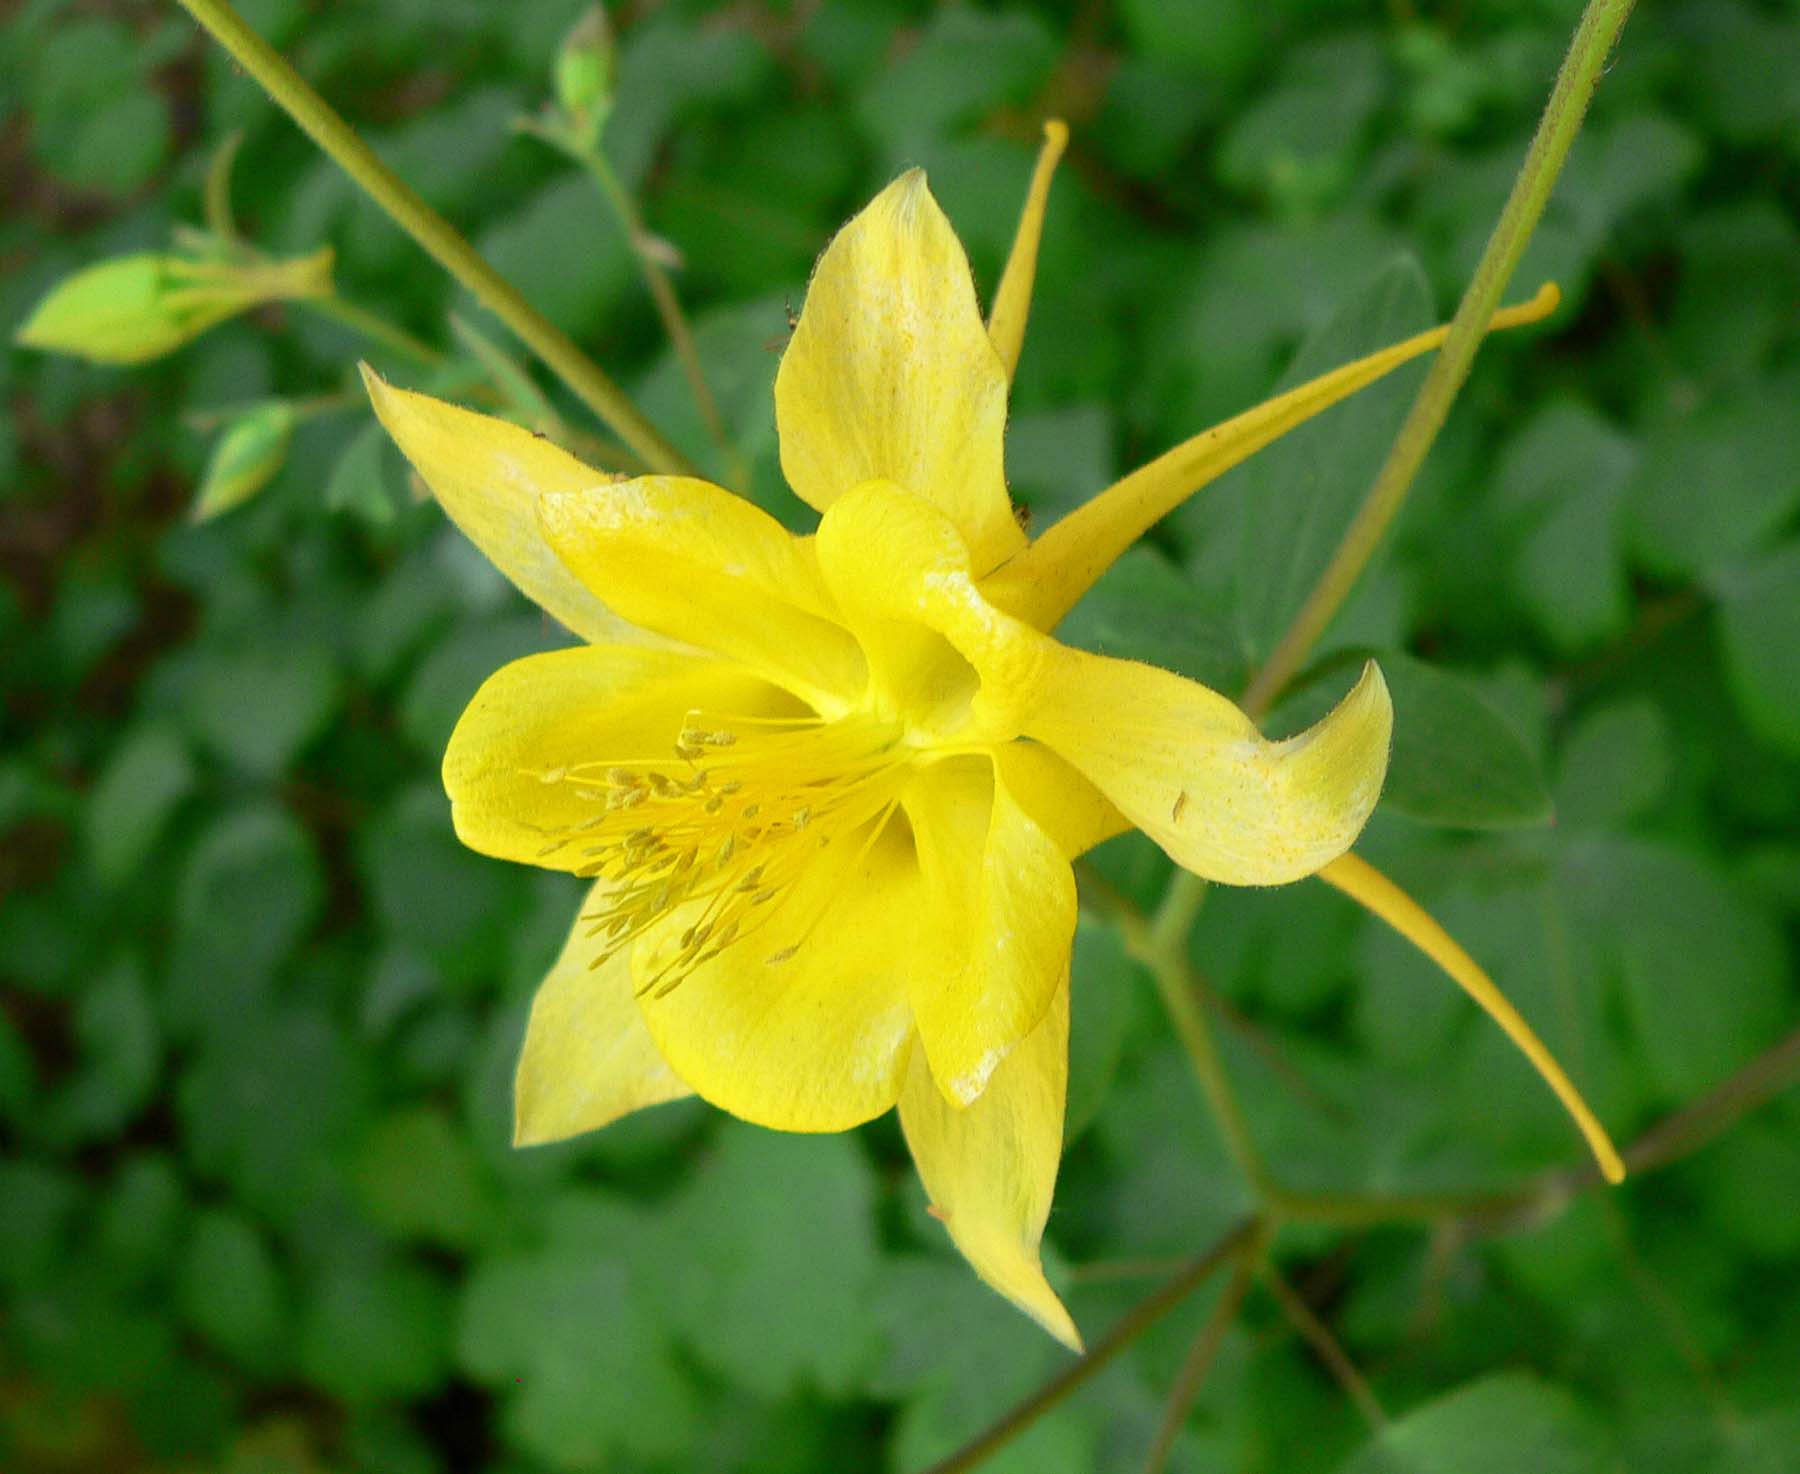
[992, 740, 1130, 861]
[900, 984, 1081, 1352]
[988, 119, 1070, 383]
[635, 813, 935, 1132]
[444, 644, 793, 867]
[774, 171, 1025, 575]
[1318, 852, 1626, 1184]
[1025, 658, 1393, 886]
[813, 479, 1047, 743]
[362, 368, 649, 646]
[983, 284, 1563, 631]
[904, 757, 1077, 1105]
[514, 883, 693, 1146]
[536, 477, 866, 710]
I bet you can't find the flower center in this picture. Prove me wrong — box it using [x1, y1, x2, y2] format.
[531, 709, 911, 992]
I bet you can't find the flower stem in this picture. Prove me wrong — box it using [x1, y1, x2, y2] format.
[1241, 0, 1637, 717]
[1121, 884, 1274, 1201]
[172, 0, 699, 477]
[570, 141, 742, 485]
[300, 294, 442, 368]
[919, 1218, 1263, 1474]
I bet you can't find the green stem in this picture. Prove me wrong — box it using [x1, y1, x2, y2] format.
[1241, 0, 1636, 717]
[173, 0, 698, 476]
[1119, 892, 1274, 1200]
[300, 294, 442, 368]
[920, 1218, 1263, 1474]
[1143, 1245, 1257, 1474]
[572, 143, 742, 484]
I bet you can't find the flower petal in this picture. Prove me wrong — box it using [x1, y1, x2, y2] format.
[514, 883, 693, 1146]
[900, 984, 1080, 1351]
[774, 171, 1025, 575]
[814, 479, 1047, 743]
[981, 284, 1564, 631]
[904, 757, 1077, 1105]
[993, 741, 1130, 861]
[1318, 852, 1625, 1184]
[362, 368, 649, 646]
[987, 119, 1069, 383]
[444, 644, 793, 868]
[635, 813, 934, 1132]
[1025, 656, 1393, 885]
[537, 477, 865, 710]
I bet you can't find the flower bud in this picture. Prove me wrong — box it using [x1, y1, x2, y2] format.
[554, 6, 615, 146]
[192, 403, 297, 521]
[16, 248, 334, 366]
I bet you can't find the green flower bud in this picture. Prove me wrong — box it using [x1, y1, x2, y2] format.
[555, 6, 615, 144]
[192, 403, 297, 521]
[16, 248, 335, 366]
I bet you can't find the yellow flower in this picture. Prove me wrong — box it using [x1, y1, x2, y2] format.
[364, 123, 1574, 1349]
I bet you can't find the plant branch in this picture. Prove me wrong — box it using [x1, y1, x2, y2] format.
[918, 1218, 1262, 1474]
[173, 0, 698, 476]
[1242, 0, 1637, 716]
[1144, 1243, 1258, 1474]
[1262, 1260, 1388, 1429]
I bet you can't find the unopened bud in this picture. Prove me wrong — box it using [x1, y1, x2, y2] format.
[192, 402, 297, 521]
[555, 5, 615, 144]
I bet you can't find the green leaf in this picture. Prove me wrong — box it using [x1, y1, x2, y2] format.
[323, 418, 399, 524]
[168, 806, 324, 1031]
[174, 642, 342, 778]
[851, 9, 1057, 170]
[457, 1195, 699, 1467]
[177, 1003, 366, 1225]
[84, 722, 196, 885]
[1717, 539, 1800, 755]
[1232, 255, 1434, 665]
[1217, 38, 1384, 212]
[298, 1248, 452, 1402]
[0, 1159, 80, 1290]
[95, 1154, 187, 1282]
[665, 1126, 881, 1398]
[1491, 400, 1636, 654]
[1338, 1373, 1612, 1474]
[1066, 918, 1140, 1144]
[351, 1105, 489, 1251]
[475, 177, 633, 343]
[1059, 546, 1244, 692]
[1631, 371, 1800, 579]
[1554, 699, 1672, 830]
[47, 957, 160, 1144]
[1564, 836, 1788, 1101]
[193, 403, 297, 521]
[177, 1206, 287, 1371]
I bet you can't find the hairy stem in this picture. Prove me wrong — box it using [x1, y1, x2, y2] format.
[1242, 0, 1637, 715]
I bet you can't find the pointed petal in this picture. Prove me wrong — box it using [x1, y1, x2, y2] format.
[775, 171, 1025, 575]
[444, 644, 794, 868]
[1026, 658, 1393, 885]
[635, 815, 937, 1132]
[987, 120, 1069, 383]
[983, 284, 1563, 630]
[514, 884, 693, 1146]
[362, 368, 650, 645]
[1318, 852, 1626, 1184]
[537, 477, 865, 708]
[904, 758, 1076, 1105]
[900, 985, 1081, 1351]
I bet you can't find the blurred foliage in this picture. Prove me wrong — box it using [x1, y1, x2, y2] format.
[4, 0, 1799, 1471]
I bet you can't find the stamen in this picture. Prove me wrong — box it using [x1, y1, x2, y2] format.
[535, 708, 911, 994]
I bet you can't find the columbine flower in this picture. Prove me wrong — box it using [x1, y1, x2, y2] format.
[365, 123, 1560, 1347]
